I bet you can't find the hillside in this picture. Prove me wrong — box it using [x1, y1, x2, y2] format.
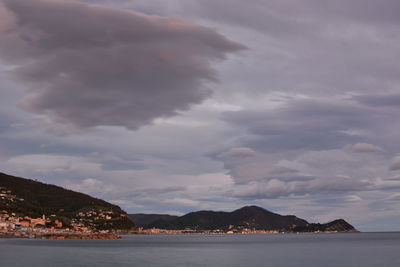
[146, 205, 309, 231]
[138, 205, 357, 233]
[292, 219, 357, 232]
[128, 214, 178, 227]
[0, 172, 134, 231]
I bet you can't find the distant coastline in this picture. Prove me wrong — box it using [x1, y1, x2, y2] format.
[1, 172, 358, 239]
[0, 232, 121, 239]
[0, 229, 359, 240]
[128, 206, 358, 234]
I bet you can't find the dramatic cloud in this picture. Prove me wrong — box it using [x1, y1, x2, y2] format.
[0, 0, 244, 131]
[3, 0, 400, 231]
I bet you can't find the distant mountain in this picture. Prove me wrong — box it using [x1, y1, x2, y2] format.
[0, 172, 135, 231]
[137, 205, 357, 233]
[145, 205, 308, 230]
[128, 214, 179, 227]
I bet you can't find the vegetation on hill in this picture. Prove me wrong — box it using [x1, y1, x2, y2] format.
[146, 205, 309, 230]
[128, 214, 178, 227]
[292, 219, 357, 232]
[136, 206, 357, 233]
[0, 172, 135, 231]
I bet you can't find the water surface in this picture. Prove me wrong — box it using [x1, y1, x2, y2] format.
[1, 232, 399, 266]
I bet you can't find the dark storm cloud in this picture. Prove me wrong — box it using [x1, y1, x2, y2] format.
[0, 0, 244, 131]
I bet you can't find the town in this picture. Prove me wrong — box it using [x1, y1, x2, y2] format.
[0, 186, 126, 238]
[136, 227, 281, 235]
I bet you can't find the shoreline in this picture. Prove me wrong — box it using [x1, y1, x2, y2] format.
[0, 229, 359, 239]
[0, 232, 121, 239]
[128, 231, 359, 235]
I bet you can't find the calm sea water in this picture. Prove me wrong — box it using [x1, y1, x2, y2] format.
[1, 232, 399, 267]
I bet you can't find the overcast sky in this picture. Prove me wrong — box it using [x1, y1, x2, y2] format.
[1, 0, 400, 231]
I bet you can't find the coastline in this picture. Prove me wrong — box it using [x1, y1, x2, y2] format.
[0, 229, 359, 239]
[129, 231, 359, 235]
[0, 232, 121, 239]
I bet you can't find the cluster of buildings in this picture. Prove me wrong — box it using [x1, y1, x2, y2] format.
[76, 209, 115, 221]
[0, 208, 125, 237]
[1, 187, 62, 235]
[0, 186, 134, 238]
[1, 186, 98, 236]
[0, 207, 128, 238]
[70, 208, 127, 232]
[0, 187, 24, 203]
[0, 211, 64, 233]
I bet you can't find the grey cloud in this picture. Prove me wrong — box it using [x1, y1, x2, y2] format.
[351, 143, 384, 153]
[231, 176, 371, 200]
[70, 0, 400, 100]
[178, 0, 400, 106]
[373, 179, 400, 191]
[181, 0, 319, 39]
[0, 0, 244, 132]
[389, 156, 400, 170]
[312, 195, 363, 207]
[126, 186, 187, 198]
[219, 154, 282, 184]
[217, 98, 393, 189]
[87, 152, 147, 171]
[223, 99, 371, 152]
[186, 0, 400, 32]
[218, 147, 257, 158]
[354, 94, 400, 108]
[386, 193, 400, 201]
[386, 176, 400, 181]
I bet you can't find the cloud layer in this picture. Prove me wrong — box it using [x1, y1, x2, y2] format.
[0, 0, 243, 131]
[2, 0, 400, 231]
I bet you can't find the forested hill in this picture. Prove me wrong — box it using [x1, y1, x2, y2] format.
[138, 205, 357, 232]
[145, 205, 309, 230]
[128, 214, 179, 227]
[0, 172, 134, 231]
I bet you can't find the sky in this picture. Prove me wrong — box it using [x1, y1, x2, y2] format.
[1, 0, 400, 231]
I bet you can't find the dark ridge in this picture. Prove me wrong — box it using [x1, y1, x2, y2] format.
[292, 219, 357, 232]
[128, 214, 178, 227]
[146, 205, 309, 231]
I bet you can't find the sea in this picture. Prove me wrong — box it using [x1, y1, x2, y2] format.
[1, 232, 399, 267]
